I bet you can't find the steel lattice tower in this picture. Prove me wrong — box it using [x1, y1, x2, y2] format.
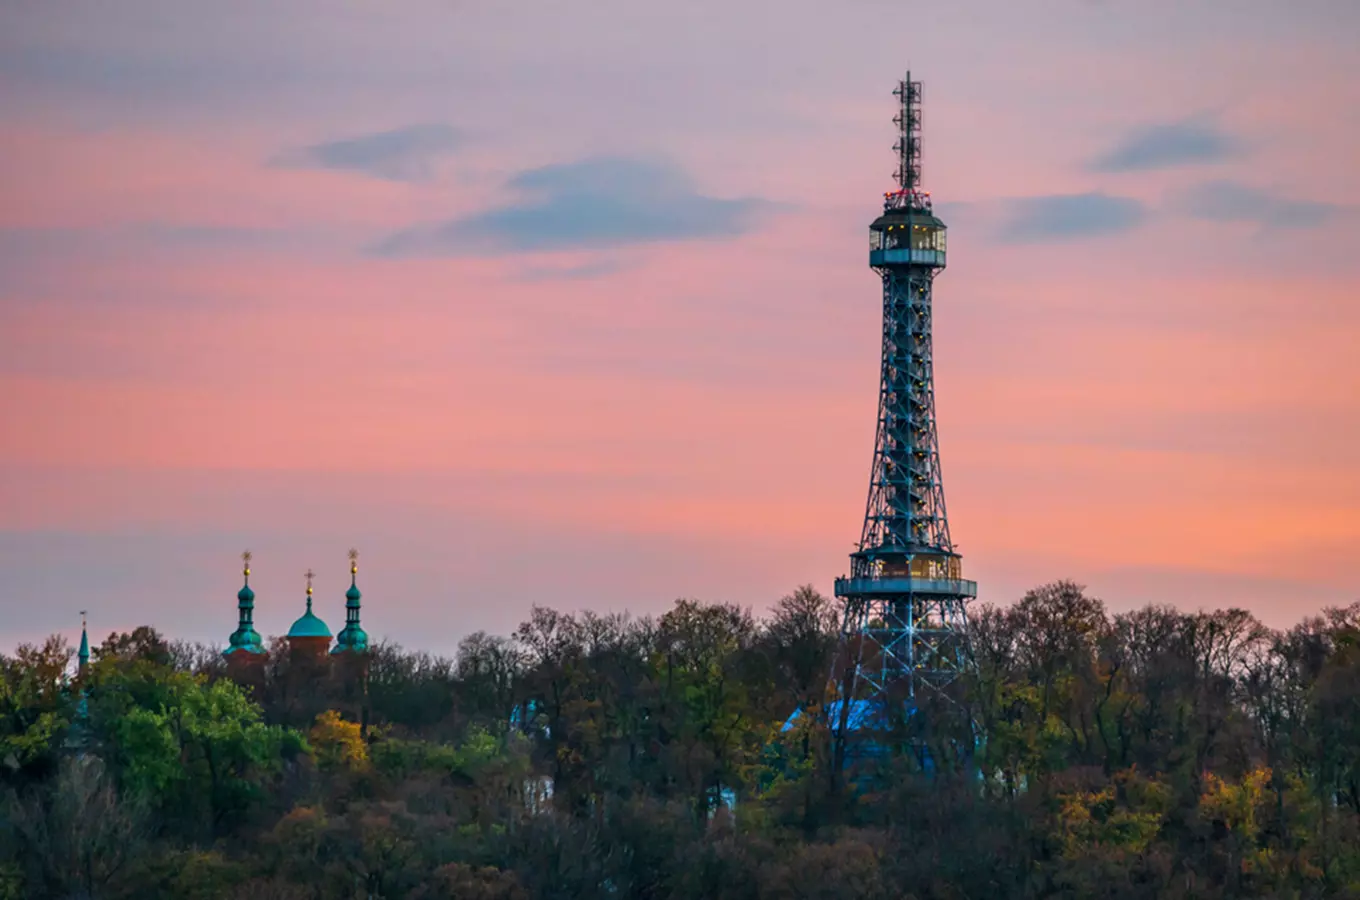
[830, 73, 977, 738]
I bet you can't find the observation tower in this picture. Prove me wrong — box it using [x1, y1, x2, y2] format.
[830, 73, 977, 739]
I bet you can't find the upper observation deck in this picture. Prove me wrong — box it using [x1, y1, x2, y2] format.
[869, 189, 946, 269]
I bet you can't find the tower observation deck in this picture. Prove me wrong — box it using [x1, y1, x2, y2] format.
[830, 73, 976, 737]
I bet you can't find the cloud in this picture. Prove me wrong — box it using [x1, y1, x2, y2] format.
[274, 123, 460, 182]
[518, 258, 629, 282]
[1090, 119, 1242, 172]
[374, 157, 775, 256]
[993, 192, 1146, 242]
[1177, 180, 1346, 228]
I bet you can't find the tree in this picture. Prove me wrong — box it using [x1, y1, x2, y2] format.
[412, 863, 528, 900]
[654, 600, 762, 817]
[0, 637, 72, 780]
[456, 632, 524, 730]
[309, 710, 368, 774]
[89, 664, 306, 836]
[366, 642, 460, 738]
[2, 588, 1359, 898]
[6, 756, 147, 899]
[764, 585, 838, 716]
[95, 627, 171, 668]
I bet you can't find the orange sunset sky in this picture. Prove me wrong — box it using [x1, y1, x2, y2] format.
[1, 0, 1357, 652]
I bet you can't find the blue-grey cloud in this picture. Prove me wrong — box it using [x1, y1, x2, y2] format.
[1177, 180, 1346, 228]
[274, 124, 460, 182]
[374, 157, 775, 256]
[518, 258, 629, 282]
[1090, 119, 1242, 172]
[993, 192, 1146, 243]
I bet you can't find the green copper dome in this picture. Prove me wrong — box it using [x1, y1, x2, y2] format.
[332, 622, 368, 654]
[333, 554, 368, 654]
[288, 598, 332, 639]
[225, 554, 265, 657]
[225, 625, 264, 655]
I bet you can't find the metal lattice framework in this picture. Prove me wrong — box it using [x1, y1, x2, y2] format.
[857, 267, 951, 556]
[831, 73, 977, 731]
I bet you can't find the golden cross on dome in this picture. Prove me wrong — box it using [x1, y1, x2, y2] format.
[305, 569, 315, 594]
[242, 549, 252, 577]
[349, 548, 359, 574]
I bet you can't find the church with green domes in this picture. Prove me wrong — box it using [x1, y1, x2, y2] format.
[225, 549, 370, 663]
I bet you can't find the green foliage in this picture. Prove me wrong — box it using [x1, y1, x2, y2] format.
[0, 591, 1357, 898]
[0, 637, 72, 776]
[370, 727, 512, 784]
[83, 651, 308, 836]
[1055, 771, 1170, 858]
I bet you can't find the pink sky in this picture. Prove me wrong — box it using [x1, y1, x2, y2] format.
[1, 0, 1357, 653]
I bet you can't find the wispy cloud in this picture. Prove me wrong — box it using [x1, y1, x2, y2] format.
[274, 123, 461, 182]
[1090, 119, 1242, 172]
[374, 157, 776, 256]
[993, 192, 1146, 243]
[518, 258, 629, 282]
[1176, 180, 1347, 228]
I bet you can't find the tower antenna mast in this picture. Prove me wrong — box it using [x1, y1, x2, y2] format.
[892, 75, 922, 192]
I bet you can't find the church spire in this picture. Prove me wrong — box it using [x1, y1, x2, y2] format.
[77, 610, 90, 674]
[333, 548, 368, 654]
[68, 611, 92, 753]
[225, 550, 264, 657]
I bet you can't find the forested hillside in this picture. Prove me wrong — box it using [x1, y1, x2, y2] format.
[2, 581, 1359, 899]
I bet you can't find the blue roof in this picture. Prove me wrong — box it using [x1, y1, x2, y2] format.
[781, 699, 919, 733]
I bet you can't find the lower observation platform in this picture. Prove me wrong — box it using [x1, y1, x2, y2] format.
[834, 576, 978, 598]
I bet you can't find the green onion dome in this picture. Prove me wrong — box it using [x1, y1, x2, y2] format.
[225, 552, 264, 656]
[333, 551, 368, 654]
[287, 576, 332, 639]
[226, 624, 264, 654]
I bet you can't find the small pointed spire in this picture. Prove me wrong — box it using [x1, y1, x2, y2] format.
[78, 610, 90, 674]
[70, 610, 92, 750]
[305, 569, 315, 612]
